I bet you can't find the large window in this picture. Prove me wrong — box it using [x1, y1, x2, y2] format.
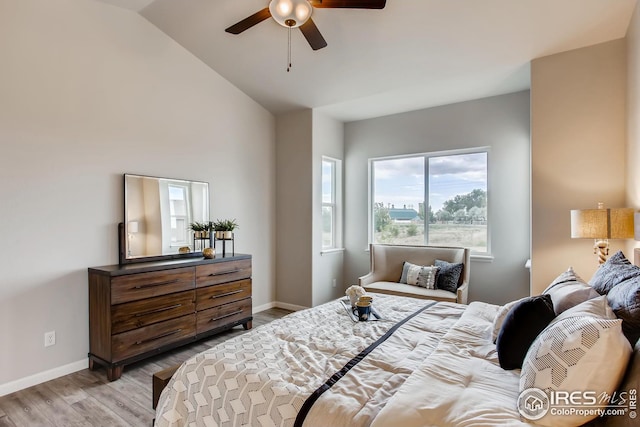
[322, 157, 342, 250]
[168, 184, 189, 246]
[370, 149, 488, 253]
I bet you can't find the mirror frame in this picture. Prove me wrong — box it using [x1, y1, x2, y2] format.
[118, 174, 211, 265]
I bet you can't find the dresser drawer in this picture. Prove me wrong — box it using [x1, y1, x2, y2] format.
[111, 267, 195, 304]
[111, 290, 195, 335]
[195, 259, 251, 288]
[196, 279, 251, 312]
[196, 298, 252, 334]
[112, 314, 195, 361]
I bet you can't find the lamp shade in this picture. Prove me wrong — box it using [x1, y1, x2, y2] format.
[269, 0, 313, 28]
[570, 207, 634, 239]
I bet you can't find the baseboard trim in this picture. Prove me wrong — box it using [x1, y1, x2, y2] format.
[0, 358, 88, 397]
[254, 301, 308, 313]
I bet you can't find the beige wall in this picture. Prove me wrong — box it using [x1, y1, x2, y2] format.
[0, 0, 276, 392]
[344, 91, 531, 305]
[627, 2, 640, 224]
[531, 40, 627, 295]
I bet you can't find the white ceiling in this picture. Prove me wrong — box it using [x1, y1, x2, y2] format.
[97, 0, 637, 122]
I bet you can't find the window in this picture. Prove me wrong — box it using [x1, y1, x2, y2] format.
[370, 149, 488, 253]
[322, 157, 342, 250]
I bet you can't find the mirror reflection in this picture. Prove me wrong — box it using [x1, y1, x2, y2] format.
[125, 174, 209, 259]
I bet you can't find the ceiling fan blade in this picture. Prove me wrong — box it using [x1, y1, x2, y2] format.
[225, 7, 271, 34]
[299, 18, 328, 51]
[309, 0, 386, 9]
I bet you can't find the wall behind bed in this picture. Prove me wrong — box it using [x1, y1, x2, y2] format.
[344, 91, 532, 305]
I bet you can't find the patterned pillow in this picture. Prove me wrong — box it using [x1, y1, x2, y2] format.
[589, 251, 640, 295]
[399, 262, 438, 289]
[520, 316, 631, 427]
[434, 259, 463, 293]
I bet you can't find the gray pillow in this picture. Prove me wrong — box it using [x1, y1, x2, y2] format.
[589, 251, 640, 295]
[434, 259, 463, 293]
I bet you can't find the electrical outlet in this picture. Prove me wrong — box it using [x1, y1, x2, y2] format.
[332, 279, 337, 288]
[44, 331, 56, 347]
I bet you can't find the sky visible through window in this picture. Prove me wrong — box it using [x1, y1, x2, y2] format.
[374, 152, 487, 212]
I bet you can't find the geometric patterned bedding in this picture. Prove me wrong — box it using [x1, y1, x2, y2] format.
[154, 294, 466, 427]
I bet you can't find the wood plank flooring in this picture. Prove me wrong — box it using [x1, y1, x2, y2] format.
[0, 308, 291, 427]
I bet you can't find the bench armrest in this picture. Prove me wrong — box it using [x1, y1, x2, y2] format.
[456, 281, 469, 305]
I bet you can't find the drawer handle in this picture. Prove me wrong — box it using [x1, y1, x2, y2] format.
[134, 279, 179, 290]
[134, 304, 182, 317]
[210, 290, 243, 299]
[209, 310, 243, 322]
[135, 329, 182, 346]
[208, 269, 241, 277]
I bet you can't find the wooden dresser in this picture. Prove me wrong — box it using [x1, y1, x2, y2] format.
[88, 254, 252, 381]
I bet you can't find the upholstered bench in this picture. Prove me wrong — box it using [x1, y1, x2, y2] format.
[359, 244, 470, 304]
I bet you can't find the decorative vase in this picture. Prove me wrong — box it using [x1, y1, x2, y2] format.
[178, 246, 191, 254]
[223, 231, 233, 240]
[215, 231, 224, 239]
[202, 247, 215, 259]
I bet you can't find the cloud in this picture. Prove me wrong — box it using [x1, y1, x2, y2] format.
[373, 157, 424, 180]
[429, 153, 486, 182]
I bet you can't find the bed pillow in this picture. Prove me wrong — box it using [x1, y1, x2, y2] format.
[550, 295, 616, 325]
[520, 316, 632, 427]
[491, 297, 527, 343]
[434, 259, 463, 293]
[399, 262, 439, 289]
[542, 266, 588, 294]
[589, 251, 640, 295]
[607, 275, 640, 346]
[542, 268, 599, 315]
[496, 294, 556, 370]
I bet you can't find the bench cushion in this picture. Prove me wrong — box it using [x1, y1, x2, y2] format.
[364, 281, 457, 302]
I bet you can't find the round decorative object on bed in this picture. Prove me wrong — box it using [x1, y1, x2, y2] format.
[495, 294, 555, 370]
[520, 316, 632, 427]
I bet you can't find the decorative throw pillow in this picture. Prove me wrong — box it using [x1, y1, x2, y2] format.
[491, 297, 527, 343]
[607, 275, 640, 346]
[520, 316, 632, 427]
[434, 259, 463, 293]
[542, 268, 599, 315]
[550, 295, 616, 326]
[589, 251, 640, 295]
[416, 266, 439, 289]
[496, 294, 556, 370]
[399, 262, 439, 289]
[542, 266, 588, 294]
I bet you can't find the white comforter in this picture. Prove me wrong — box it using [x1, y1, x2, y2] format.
[155, 296, 529, 427]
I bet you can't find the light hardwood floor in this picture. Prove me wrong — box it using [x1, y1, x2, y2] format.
[0, 308, 292, 427]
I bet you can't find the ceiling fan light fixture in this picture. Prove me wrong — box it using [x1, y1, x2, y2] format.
[269, 0, 313, 28]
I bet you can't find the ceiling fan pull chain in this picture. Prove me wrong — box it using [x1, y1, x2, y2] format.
[287, 26, 292, 72]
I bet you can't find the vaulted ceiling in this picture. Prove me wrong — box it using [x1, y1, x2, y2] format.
[97, 0, 637, 121]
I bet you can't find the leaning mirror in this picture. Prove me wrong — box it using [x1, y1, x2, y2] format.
[120, 174, 210, 264]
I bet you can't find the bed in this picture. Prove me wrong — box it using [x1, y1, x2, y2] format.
[155, 251, 640, 427]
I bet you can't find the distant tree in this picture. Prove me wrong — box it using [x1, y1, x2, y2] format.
[468, 206, 486, 221]
[442, 189, 487, 214]
[454, 209, 467, 222]
[407, 223, 418, 237]
[419, 203, 436, 223]
[436, 210, 453, 222]
[374, 202, 391, 232]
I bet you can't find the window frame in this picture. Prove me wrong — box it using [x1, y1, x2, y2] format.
[321, 156, 342, 251]
[368, 147, 490, 255]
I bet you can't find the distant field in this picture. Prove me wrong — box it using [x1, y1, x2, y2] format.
[375, 223, 487, 252]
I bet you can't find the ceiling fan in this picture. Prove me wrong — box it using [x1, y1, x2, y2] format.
[225, 0, 387, 51]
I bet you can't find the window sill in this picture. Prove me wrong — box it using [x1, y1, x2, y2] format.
[471, 254, 494, 262]
[321, 248, 345, 255]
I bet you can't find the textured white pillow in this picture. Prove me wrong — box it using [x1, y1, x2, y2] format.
[403, 263, 438, 289]
[520, 316, 632, 427]
[550, 295, 616, 326]
[491, 297, 527, 343]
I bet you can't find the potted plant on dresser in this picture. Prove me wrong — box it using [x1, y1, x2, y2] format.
[213, 219, 238, 240]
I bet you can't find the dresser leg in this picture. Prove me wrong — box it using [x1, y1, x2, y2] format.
[243, 320, 252, 330]
[107, 365, 124, 381]
[88, 358, 97, 371]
